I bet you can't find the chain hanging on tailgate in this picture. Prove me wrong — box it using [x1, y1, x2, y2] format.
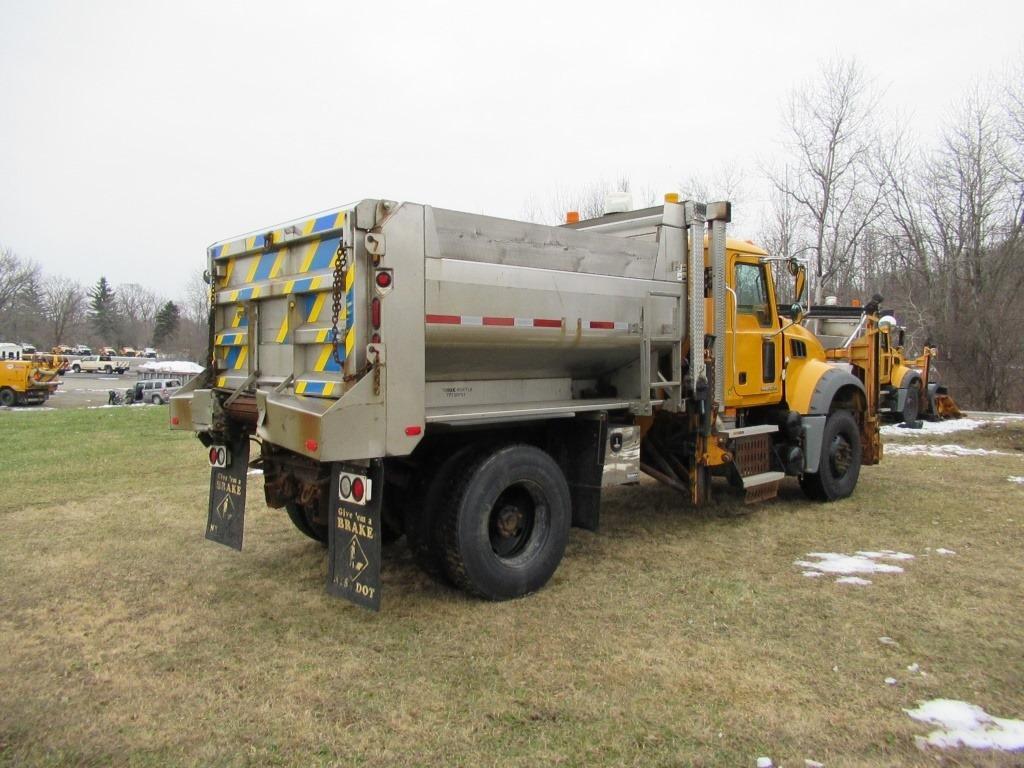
[329, 238, 375, 384]
[330, 239, 348, 367]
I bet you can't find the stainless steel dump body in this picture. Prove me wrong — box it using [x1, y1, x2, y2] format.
[173, 199, 732, 462]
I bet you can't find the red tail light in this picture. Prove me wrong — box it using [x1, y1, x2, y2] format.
[351, 477, 364, 502]
[375, 271, 392, 288]
[209, 447, 219, 463]
[371, 298, 381, 329]
[305, 439, 318, 452]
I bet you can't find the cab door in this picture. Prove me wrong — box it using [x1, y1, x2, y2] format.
[725, 256, 784, 407]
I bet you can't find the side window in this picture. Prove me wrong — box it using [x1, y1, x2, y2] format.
[735, 262, 771, 327]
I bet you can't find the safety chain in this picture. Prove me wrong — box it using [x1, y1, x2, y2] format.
[327, 237, 379, 388]
[207, 267, 218, 372]
[330, 239, 348, 366]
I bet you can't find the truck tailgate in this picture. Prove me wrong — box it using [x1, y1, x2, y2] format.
[210, 208, 355, 398]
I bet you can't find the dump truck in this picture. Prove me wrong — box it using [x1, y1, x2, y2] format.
[0, 358, 60, 406]
[171, 197, 883, 610]
[807, 303, 961, 423]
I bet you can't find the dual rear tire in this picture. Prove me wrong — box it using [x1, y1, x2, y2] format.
[441, 444, 570, 600]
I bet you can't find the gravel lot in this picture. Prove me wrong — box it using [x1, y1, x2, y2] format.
[36, 371, 142, 410]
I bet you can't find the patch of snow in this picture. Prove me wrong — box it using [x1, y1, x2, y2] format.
[934, 548, 956, 555]
[906, 699, 1024, 752]
[881, 418, 988, 437]
[856, 550, 914, 560]
[756, 758, 774, 768]
[0, 406, 55, 412]
[795, 552, 905, 576]
[802, 571, 825, 578]
[885, 443, 1015, 458]
[879, 636, 899, 646]
[908, 663, 921, 673]
[804, 761, 825, 768]
[1009, 476, 1024, 485]
[138, 360, 203, 374]
[885, 677, 898, 685]
[836, 576, 872, 586]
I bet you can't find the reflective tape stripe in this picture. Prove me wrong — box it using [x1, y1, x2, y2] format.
[308, 292, 326, 322]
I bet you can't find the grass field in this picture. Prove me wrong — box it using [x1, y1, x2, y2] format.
[1, 409, 1022, 767]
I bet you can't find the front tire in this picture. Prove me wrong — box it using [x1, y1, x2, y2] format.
[800, 410, 862, 502]
[442, 444, 570, 600]
[72, 364, 81, 373]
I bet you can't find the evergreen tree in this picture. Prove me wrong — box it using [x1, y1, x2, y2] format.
[88, 277, 119, 344]
[152, 300, 180, 348]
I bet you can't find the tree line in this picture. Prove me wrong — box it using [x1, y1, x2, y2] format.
[0, 253, 210, 360]
[525, 56, 1023, 412]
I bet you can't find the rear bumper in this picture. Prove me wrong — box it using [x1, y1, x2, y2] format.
[172, 371, 386, 463]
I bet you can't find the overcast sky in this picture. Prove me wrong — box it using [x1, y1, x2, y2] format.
[2, 0, 1022, 297]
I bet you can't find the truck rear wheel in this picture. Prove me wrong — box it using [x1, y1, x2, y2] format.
[406, 443, 481, 580]
[442, 444, 570, 600]
[285, 502, 328, 545]
[800, 410, 862, 502]
[0, 388, 16, 407]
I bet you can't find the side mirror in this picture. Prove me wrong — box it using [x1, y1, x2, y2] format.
[789, 303, 803, 323]
[793, 263, 806, 303]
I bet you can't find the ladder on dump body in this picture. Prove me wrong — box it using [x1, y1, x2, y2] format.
[639, 201, 707, 414]
[640, 199, 785, 501]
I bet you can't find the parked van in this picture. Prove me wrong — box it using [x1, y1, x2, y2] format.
[130, 378, 181, 405]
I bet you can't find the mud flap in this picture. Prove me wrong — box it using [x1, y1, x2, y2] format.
[327, 460, 383, 611]
[205, 435, 250, 550]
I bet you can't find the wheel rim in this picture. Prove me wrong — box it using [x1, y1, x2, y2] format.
[488, 483, 543, 559]
[828, 433, 853, 478]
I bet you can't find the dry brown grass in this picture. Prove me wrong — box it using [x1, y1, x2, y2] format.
[1, 409, 1023, 767]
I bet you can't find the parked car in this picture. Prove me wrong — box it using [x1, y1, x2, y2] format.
[129, 378, 181, 405]
[71, 345, 92, 355]
[70, 355, 130, 374]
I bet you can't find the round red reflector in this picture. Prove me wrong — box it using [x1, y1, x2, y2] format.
[305, 438, 318, 452]
[375, 271, 392, 288]
[371, 298, 381, 329]
[352, 477, 364, 502]
[171, 416, 180, 425]
[404, 425, 422, 436]
[209, 447, 219, 463]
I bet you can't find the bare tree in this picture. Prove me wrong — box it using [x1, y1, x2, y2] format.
[42, 276, 85, 347]
[523, 176, 641, 225]
[116, 283, 162, 347]
[873, 85, 1024, 409]
[680, 161, 748, 227]
[0, 245, 40, 317]
[766, 57, 884, 303]
[182, 269, 211, 325]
